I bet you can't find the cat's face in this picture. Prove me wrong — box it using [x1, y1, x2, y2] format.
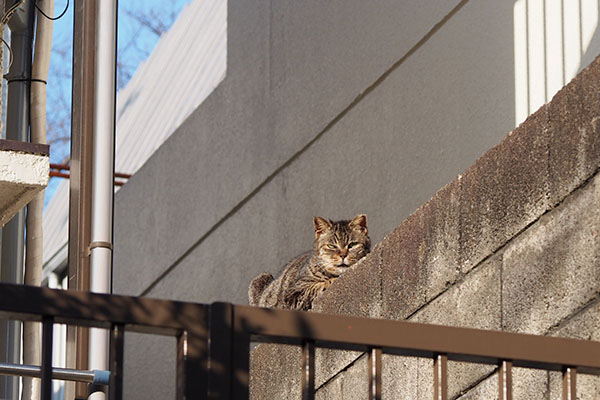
[313, 214, 371, 276]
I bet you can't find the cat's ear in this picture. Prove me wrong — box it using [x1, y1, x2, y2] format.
[349, 214, 367, 232]
[313, 216, 332, 237]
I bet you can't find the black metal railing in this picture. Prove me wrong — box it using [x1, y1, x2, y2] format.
[0, 283, 599, 399]
[0, 283, 208, 399]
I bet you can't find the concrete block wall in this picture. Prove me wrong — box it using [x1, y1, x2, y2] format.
[111, 1, 600, 397]
[249, 55, 600, 399]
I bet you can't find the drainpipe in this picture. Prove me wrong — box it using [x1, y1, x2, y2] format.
[0, 1, 35, 399]
[21, 0, 54, 398]
[68, 1, 96, 398]
[87, 0, 117, 398]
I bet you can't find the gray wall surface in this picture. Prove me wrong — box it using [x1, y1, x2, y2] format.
[113, 0, 517, 303]
[111, 1, 600, 398]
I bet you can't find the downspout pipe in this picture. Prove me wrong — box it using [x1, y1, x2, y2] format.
[87, 0, 117, 399]
[0, 1, 35, 400]
[22, 0, 54, 398]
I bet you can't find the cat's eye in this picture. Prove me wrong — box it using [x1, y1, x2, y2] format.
[348, 242, 359, 248]
[327, 244, 336, 250]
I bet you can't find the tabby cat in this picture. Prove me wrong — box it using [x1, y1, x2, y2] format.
[248, 215, 371, 310]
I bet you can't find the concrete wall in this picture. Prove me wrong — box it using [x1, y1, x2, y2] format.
[111, 0, 600, 398]
[114, 0, 518, 301]
[250, 54, 600, 399]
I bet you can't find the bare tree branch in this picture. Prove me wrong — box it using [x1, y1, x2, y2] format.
[45, 1, 188, 167]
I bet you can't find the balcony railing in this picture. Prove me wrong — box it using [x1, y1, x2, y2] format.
[0, 282, 599, 399]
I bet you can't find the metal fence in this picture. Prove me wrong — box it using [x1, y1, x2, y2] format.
[0, 282, 599, 399]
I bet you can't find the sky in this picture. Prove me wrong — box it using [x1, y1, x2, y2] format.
[43, 0, 190, 205]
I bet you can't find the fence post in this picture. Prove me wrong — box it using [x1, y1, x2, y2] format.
[368, 347, 382, 400]
[498, 360, 512, 400]
[433, 354, 448, 400]
[41, 317, 54, 400]
[109, 324, 124, 400]
[176, 304, 210, 400]
[562, 367, 577, 400]
[231, 304, 250, 400]
[301, 340, 315, 400]
[208, 302, 233, 399]
[175, 331, 187, 400]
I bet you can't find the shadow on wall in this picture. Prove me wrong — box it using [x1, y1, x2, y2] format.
[582, 13, 600, 67]
[513, 0, 600, 126]
[501, 172, 600, 336]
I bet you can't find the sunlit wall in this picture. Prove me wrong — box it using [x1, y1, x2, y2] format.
[514, 0, 599, 125]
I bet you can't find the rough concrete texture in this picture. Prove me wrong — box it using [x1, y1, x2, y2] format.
[249, 344, 302, 400]
[249, 344, 364, 399]
[381, 181, 462, 321]
[455, 368, 549, 400]
[454, 372, 496, 400]
[548, 301, 600, 399]
[284, 250, 502, 400]
[312, 243, 384, 319]
[547, 58, 600, 206]
[0, 150, 49, 227]
[382, 355, 420, 399]
[315, 355, 369, 400]
[409, 256, 501, 399]
[458, 108, 551, 274]
[312, 245, 383, 388]
[458, 54, 600, 274]
[502, 171, 600, 335]
[511, 368, 550, 400]
[549, 370, 600, 400]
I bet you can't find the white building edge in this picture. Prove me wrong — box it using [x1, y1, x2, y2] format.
[42, 0, 227, 284]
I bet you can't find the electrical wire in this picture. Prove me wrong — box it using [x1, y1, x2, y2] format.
[1, 0, 27, 25]
[1, 0, 27, 75]
[0, 0, 65, 75]
[35, 0, 69, 21]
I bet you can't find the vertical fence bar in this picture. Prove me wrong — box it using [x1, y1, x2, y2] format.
[498, 360, 513, 400]
[188, 332, 209, 399]
[109, 324, 124, 400]
[301, 340, 315, 400]
[562, 367, 577, 400]
[208, 302, 232, 399]
[231, 332, 250, 400]
[433, 354, 448, 400]
[175, 329, 209, 400]
[231, 305, 250, 400]
[175, 331, 187, 400]
[41, 317, 54, 400]
[368, 347, 382, 400]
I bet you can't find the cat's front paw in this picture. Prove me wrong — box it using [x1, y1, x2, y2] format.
[323, 277, 336, 289]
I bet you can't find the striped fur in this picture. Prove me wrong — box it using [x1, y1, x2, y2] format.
[248, 215, 370, 310]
